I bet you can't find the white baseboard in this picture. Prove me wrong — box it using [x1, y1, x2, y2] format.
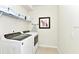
[57, 47, 64, 54]
[39, 44, 65, 54]
[39, 44, 57, 48]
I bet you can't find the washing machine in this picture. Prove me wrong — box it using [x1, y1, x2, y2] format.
[0, 32, 33, 54]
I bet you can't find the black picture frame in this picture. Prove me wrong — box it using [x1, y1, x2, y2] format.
[39, 17, 50, 29]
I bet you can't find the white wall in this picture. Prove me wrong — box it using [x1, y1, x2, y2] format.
[0, 5, 31, 38]
[30, 5, 58, 48]
[58, 6, 79, 53]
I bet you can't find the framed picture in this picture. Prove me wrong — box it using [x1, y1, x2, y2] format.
[39, 17, 50, 29]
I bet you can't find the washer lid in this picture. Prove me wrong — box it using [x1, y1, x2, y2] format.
[4, 32, 31, 41]
[11, 34, 31, 41]
[4, 32, 21, 39]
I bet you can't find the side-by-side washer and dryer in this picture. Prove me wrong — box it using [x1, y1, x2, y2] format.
[0, 32, 33, 54]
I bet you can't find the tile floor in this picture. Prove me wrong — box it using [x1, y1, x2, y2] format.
[36, 47, 58, 54]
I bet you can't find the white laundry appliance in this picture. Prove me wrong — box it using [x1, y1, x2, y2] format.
[22, 31, 38, 54]
[0, 32, 33, 54]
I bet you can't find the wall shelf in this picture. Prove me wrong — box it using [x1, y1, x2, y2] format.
[0, 6, 31, 22]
